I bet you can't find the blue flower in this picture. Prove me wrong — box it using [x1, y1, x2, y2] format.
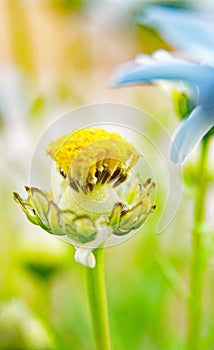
[138, 5, 214, 62]
[112, 7, 214, 164]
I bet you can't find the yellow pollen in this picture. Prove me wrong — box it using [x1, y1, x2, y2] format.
[47, 128, 139, 193]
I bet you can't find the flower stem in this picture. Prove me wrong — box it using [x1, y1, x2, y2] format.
[187, 137, 210, 350]
[85, 248, 112, 350]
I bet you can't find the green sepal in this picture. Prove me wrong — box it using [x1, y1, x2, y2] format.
[13, 191, 42, 226]
[125, 184, 139, 205]
[47, 202, 65, 235]
[59, 210, 76, 233]
[131, 213, 150, 230]
[119, 202, 143, 231]
[109, 203, 123, 228]
[59, 210, 83, 243]
[73, 217, 97, 243]
[31, 188, 50, 226]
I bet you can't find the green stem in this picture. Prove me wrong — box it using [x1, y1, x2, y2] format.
[187, 137, 210, 350]
[85, 248, 112, 350]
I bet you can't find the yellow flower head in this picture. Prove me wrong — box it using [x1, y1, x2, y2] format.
[47, 128, 139, 195]
[13, 127, 155, 268]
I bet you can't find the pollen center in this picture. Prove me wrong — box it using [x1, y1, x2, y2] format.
[88, 184, 110, 202]
[47, 128, 139, 195]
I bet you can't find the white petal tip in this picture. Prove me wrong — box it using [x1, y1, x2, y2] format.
[170, 146, 186, 164]
[74, 248, 96, 268]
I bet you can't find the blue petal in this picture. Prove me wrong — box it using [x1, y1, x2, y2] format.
[199, 80, 214, 113]
[171, 106, 214, 163]
[114, 61, 214, 89]
[140, 6, 214, 60]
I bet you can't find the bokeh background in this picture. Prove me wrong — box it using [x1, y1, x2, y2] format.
[0, 1, 214, 349]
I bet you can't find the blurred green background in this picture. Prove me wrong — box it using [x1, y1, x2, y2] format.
[0, 1, 214, 349]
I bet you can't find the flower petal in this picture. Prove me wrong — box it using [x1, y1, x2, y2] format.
[171, 106, 214, 163]
[139, 5, 214, 61]
[199, 80, 214, 113]
[113, 61, 214, 87]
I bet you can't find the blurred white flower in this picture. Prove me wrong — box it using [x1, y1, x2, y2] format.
[0, 299, 54, 350]
[0, 67, 34, 184]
